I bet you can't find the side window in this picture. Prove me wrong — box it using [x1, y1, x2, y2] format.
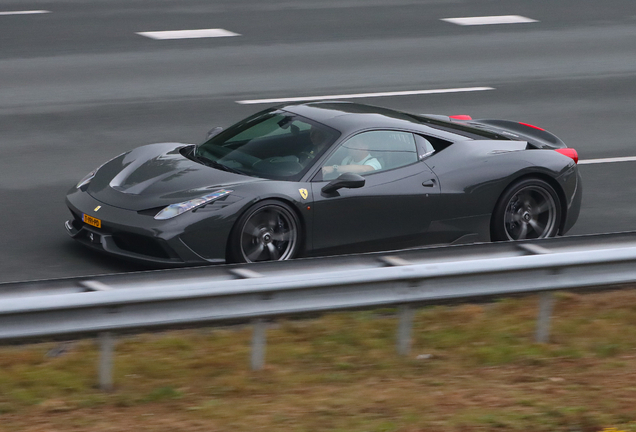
[415, 134, 452, 158]
[415, 134, 435, 159]
[319, 130, 419, 180]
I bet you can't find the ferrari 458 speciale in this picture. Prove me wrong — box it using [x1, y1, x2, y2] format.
[66, 102, 582, 264]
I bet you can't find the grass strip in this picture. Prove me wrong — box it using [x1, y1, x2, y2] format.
[2, 290, 636, 431]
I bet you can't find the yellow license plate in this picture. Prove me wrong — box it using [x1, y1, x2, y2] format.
[83, 214, 102, 228]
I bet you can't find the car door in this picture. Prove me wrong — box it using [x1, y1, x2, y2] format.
[309, 130, 441, 255]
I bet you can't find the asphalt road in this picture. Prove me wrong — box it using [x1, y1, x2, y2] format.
[1, 0, 635, 283]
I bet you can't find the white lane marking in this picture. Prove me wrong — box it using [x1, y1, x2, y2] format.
[0, 10, 50, 16]
[441, 15, 538, 26]
[236, 87, 495, 105]
[137, 28, 240, 40]
[579, 156, 636, 165]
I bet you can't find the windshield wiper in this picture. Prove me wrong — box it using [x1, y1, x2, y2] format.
[211, 160, 245, 175]
[195, 153, 245, 175]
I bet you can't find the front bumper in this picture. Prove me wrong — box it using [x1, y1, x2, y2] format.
[65, 189, 232, 265]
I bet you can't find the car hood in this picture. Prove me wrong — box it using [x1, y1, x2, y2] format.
[87, 143, 262, 211]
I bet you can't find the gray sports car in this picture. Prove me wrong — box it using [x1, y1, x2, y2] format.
[65, 102, 582, 264]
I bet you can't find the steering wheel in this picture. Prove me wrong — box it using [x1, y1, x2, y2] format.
[262, 156, 300, 164]
[253, 156, 303, 176]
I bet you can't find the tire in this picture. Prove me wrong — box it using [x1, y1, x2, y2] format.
[491, 178, 561, 241]
[228, 200, 301, 263]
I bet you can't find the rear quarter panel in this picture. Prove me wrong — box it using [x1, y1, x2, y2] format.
[423, 140, 576, 235]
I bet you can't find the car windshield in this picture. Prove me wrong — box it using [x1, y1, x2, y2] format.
[195, 109, 339, 181]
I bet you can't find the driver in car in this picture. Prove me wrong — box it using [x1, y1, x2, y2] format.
[322, 135, 381, 176]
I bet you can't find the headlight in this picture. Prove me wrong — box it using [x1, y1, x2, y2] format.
[154, 189, 233, 220]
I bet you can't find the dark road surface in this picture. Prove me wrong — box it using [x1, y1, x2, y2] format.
[1, 0, 635, 282]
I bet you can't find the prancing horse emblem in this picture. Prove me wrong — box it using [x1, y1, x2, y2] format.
[299, 188, 308, 200]
[94, 205, 102, 212]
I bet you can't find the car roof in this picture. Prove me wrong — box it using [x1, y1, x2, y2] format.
[280, 101, 492, 141]
[281, 101, 424, 129]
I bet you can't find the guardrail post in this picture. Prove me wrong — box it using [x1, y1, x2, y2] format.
[536, 292, 555, 343]
[397, 305, 414, 356]
[98, 332, 114, 391]
[251, 319, 266, 370]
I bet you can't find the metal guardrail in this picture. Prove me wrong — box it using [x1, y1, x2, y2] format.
[5, 231, 636, 297]
[3, 232, 636, 390]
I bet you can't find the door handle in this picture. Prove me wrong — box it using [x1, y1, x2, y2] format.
[422, 179, 436, 187]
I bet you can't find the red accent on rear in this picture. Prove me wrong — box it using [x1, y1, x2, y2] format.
[519, 122, 546, 131]
[449, 115, 472, 120]
[555, 148, 578, 164]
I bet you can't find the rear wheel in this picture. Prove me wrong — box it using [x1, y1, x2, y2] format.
[491, 178, 561, 241]
[228, 200, 301, 263]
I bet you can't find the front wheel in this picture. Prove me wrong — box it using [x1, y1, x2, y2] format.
[491, 178, 561, 241]
[228, 200, 301, 263]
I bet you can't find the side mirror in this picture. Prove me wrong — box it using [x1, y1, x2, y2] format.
[321, 173, 366, 194]
[206, 127, 223, 140]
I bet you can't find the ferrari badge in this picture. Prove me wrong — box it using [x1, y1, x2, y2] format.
[299, 188, 308, 200]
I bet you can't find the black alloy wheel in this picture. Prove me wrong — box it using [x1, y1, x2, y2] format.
[491, 178, 561, 241]
[229, 200, 300, 263]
